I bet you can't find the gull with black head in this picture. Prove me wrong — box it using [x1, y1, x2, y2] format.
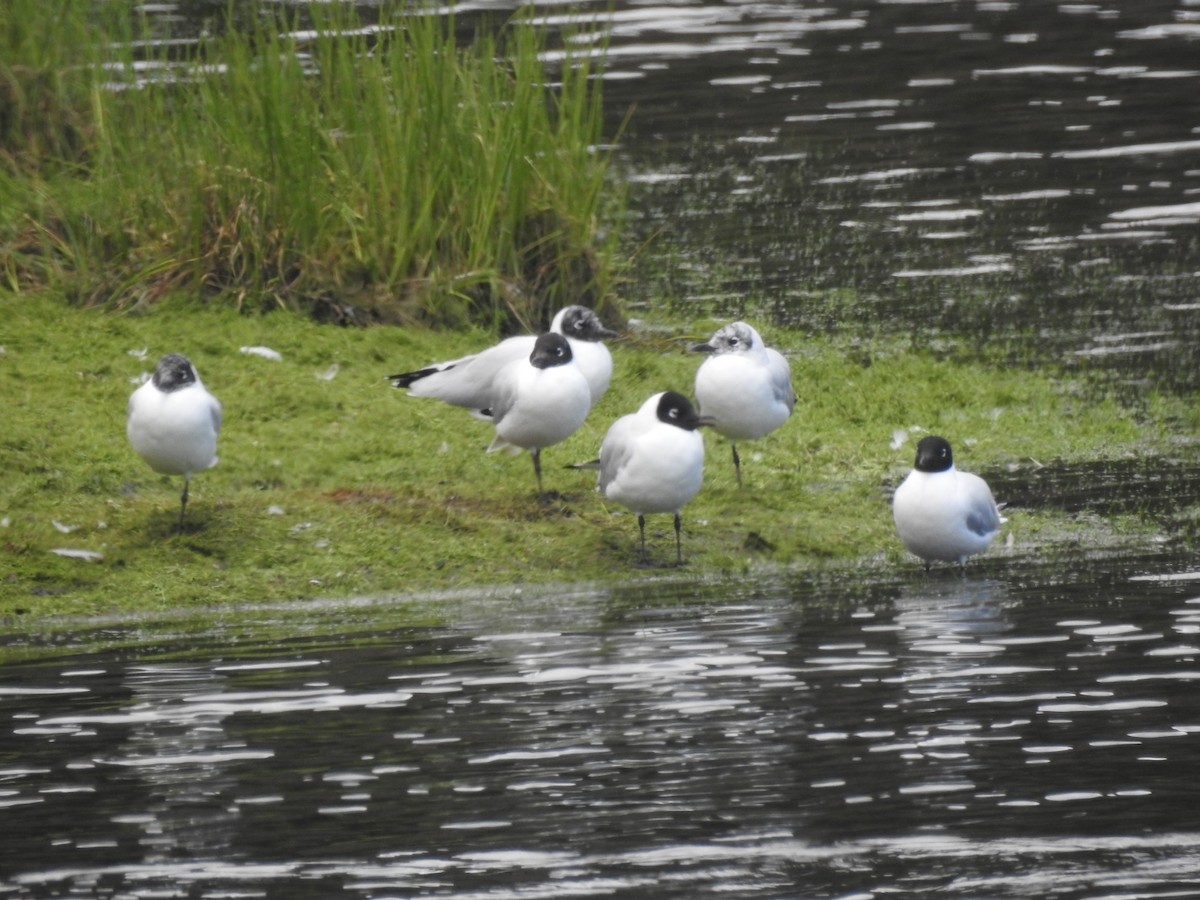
[594, 390, 711, 566]
[892, 434, 1004, 571]
[127, 353, 222, 529]
[481, 332, 592, 497]
[388, 305, 617, 414]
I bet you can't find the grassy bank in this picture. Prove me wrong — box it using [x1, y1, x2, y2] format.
[0, 0, 619, 329]
[2, 292, 1193, 634]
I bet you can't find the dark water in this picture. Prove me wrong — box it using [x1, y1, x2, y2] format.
[4, 1, 1200, 896]
[593, 0, 1200, 391]
[4, 552, 1200, 898]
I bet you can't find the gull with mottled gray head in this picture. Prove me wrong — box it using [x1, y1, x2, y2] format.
[691, 321, 794, 487]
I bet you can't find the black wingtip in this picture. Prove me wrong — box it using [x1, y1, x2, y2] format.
[387, 366, 440, 388]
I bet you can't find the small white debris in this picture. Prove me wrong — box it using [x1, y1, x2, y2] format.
[51, 548, 104, 562]
[127, 347, 148, 360]
[52, 520, 79, 534]
[290, 522, 314, 534]
[316, 363, 339, 381]
[313, 539, 331, 550]
[890, 428, 908, 451]
[439, 442, 451, 454]
[266, 505, 285, 516]
[240, 346, 283, 362]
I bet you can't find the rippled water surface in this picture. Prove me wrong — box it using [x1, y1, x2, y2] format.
[4, 552, 1200, 898]
[587, 0, 1200, 389]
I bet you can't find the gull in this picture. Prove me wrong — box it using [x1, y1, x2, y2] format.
[127, 353, 222, 529]
[387, 305, 617, 413]
[892, 435, 1004, 571]
[595, 391, 711, 566]
[483, 333, 592, 496]
[691, 321, 795, 486]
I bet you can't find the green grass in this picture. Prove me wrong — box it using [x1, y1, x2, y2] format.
[0, 0, 620, 328]
[2, 292, 1193, 635]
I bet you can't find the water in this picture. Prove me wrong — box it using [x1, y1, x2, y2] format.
[591, 0, 1200, 390]
[5, 0, 1200, 895]
[4, 553, 1200, 897]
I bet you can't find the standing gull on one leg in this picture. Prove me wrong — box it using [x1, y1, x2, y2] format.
[892, 435, 1004, 571]
[596, 391, 711, 566]
[691, 321, 794, 487]
[387, 305, 617, 413]
[484, 333, 592, 497]
[127, 353, 223, 529]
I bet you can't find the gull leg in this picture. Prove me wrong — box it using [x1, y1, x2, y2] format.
[731, 443, 743, 488]
[530, 448, 544, 495]
[674, 512, 683, 566]
[178, 477, 190, 530]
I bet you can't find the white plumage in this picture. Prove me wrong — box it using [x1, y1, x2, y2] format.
[598, 391, 709, 565]
[478, 332, 592, 495]
[127, 353, 222, 528]
[893, 435, 1004, 570]
[388, 305, 616, 413]
[692, 321, 794, 486]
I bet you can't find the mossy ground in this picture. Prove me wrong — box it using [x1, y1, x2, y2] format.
[1, 292, 1192, 635]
